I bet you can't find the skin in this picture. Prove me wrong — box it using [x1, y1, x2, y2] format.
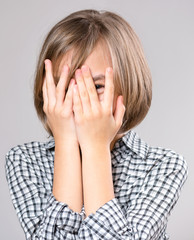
[43, 60, 84, 212]
[56, 41, 125, 150]
[43, 40, 126, 216]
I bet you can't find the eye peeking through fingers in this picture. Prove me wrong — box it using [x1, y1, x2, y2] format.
[64, 84, 105, 94]
[95, 84, 104, 94]
[95, 84, 104, 89]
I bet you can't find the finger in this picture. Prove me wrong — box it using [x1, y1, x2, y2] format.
[73, 83, 83, 120]
[62, 78, 75, 114]
[81, 65, 101, 111]
[114, 96, 126, 128]
[44, 59, 56, 109]
[55, 64, 69, 108]
[104, 67, 114, 113]
[42, 76, 48, 113]
[75, 69, 91, 115]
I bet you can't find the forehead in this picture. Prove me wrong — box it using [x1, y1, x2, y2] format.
[84, 40, 112, 72]
[58, 40, 112, 75]
[58, 50, 74, 71]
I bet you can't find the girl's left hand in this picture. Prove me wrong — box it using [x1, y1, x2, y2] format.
[72, 65, 126, 150]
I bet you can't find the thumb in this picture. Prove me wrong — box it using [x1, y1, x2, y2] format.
[113, 95, 126, 128]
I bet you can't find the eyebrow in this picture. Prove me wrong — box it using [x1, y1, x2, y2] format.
[92, 74, 105, 81]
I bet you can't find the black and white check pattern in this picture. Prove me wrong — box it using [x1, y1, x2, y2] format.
[5, 130, 188, 239]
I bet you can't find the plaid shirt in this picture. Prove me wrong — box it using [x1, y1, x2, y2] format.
[5, 130, 188, 240]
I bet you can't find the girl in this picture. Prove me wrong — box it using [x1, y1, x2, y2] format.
[5, 9, 188, 240]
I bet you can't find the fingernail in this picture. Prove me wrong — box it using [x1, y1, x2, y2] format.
[44, 59, 49, 65]
[74, 84, 77, 93]
[75, 69, 82, 77]
[81, 65, 88, 72]
[70, 79, 74, 85]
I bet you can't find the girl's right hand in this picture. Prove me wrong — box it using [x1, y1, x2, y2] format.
[42, 59, 77, 143]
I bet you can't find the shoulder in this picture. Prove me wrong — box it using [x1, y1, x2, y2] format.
[148, 144, 188, 173]
[127, 130, 188, 181]
[5, 138, 54, 168]
[144, 140, 188, 187]
[128, 130, 189, 196]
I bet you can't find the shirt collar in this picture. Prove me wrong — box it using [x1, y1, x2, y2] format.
[43, 130, 149, 160]
[121, 130, 149, 160]
[44, 137, 55, 149]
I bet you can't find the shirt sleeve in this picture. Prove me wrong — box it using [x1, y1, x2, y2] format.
[5, 147, 85, 240]
[78, 152, 188, 240]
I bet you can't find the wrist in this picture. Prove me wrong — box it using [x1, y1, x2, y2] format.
[55, 138, 79, 149]
[54, 139, 81, 163]
[82, 141, 109, 148]
[81, 143, 110, 157]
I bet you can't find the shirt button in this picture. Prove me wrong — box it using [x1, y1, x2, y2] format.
[127, 226, 133, 233]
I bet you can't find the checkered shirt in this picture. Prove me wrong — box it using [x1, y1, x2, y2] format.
[5, 130, 188, 239]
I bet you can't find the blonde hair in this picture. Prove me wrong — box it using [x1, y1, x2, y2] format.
[33, 9, 152, 137]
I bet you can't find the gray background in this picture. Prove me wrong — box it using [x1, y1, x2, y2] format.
[1, 0, 193, 239]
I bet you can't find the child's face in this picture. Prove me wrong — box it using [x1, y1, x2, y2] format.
[59, 41, 118, 114]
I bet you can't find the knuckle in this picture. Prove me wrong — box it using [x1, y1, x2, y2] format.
[61, 110, 70, 119]
[56, 87, 61, 95]
[47, 108, 52, 115]
[88, 86, 96, 95]
[85, 112, 92, 120]
[106, 109, 112, 117]
[47, 105, 54, 115]
[109, 86, 114, 94]
[54, 107, 61, 115]
[93, 109, 101, 118]
[75, 116, 82, 125]
[43, 105, 47, 114]
[82, 90, 88, 98]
